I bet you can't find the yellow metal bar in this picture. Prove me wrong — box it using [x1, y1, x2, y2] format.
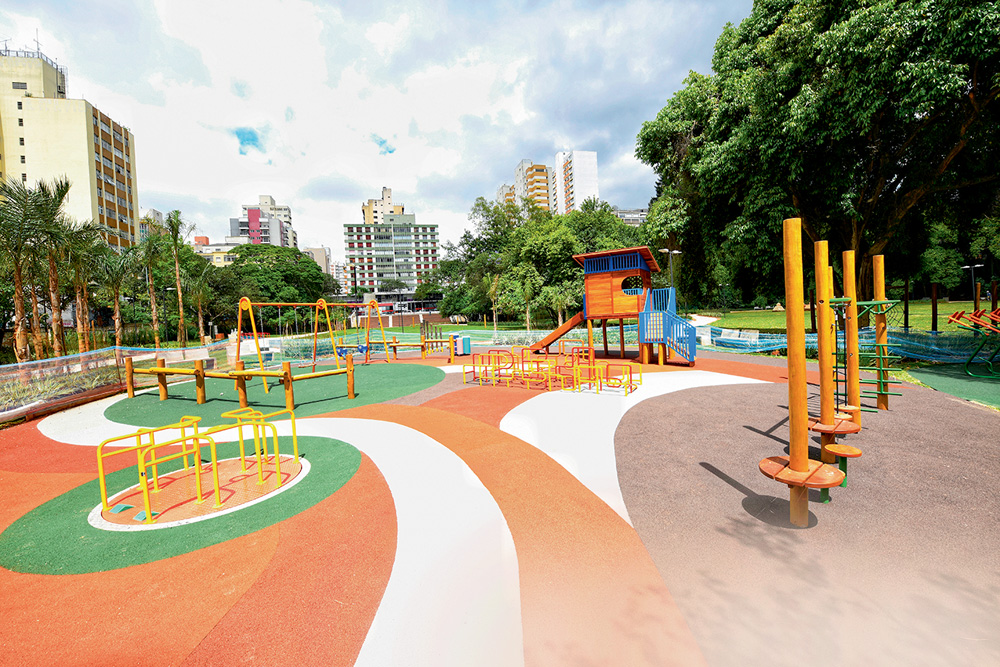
[242, 297, 270, 394]
[292, 369, 347, 381]
[873, 254, 889, 410]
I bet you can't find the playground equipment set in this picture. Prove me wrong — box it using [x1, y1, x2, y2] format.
[96, 406, 298, 525]
[530, 247, 697, 365]
[946, 309, 1000, 379]
[759, 218, 901, 527]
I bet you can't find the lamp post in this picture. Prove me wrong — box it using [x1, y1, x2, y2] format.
[658, 248, 682, 288]
[961, 263, 984, 301]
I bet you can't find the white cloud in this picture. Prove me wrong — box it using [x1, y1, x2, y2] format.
[1, 0, 755, 258]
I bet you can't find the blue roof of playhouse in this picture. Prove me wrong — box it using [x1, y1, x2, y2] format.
[572, 247, 661, 275]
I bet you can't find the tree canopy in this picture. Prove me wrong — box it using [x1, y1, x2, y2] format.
[637, 0, 1000, 303]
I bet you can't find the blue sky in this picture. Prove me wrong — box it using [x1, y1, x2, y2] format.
[0, 0, 754, 257]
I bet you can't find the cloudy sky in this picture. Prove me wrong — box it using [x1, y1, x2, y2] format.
[1, 0, 753, 259]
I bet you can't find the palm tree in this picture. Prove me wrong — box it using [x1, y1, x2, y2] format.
[135, 231, 167, 348]
[484, 273, 500, 335]
[0, 178, 39, 362]
[33, 177, 73, 356]
[25, 254, 49, 359]
[164, 210, 189, 347]
[97, 246, 138, 347]
[66, 221, 104, 353]
[184, 263, 213, 345]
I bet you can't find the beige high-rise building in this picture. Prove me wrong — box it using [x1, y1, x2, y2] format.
[497, 159, 552, 210]
[0, 49, 140, 249]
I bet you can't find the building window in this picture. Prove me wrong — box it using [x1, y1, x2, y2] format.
[12, 82, 27, 90]
[18, 118, 23, 126]
[20, 155, 25, 164]
[19, 138, 24, 146]
[17, 101, 22, 110]
[22, 173, 27, 182]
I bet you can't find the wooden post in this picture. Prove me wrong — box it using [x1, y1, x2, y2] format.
[931, 283, 938, 332]
[873, 255, 889, 411]
[235, 360, 248, 408]
[992, 280, 998, 313]
[815, 242, 835, 465]
[157, 357, 168, 401]
[283, 361, 294, 410]
[784, 219, 810, 528]
[420, 335, 427, 359]
[392, 336, 398, 361]
[974, 281, 981, 312]
[195, 359, 206, 404]
[602, 319, 608, 356]
[125, 356, 135, 398]
[843, 251, 861, 427]
[347, 354, 355, 399]
[449, 335, 455, 364]
[618, 319, 625, 359]
[658, 342, 666, 366]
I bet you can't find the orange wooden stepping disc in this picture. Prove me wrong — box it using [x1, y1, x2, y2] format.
[758, 455, 846, 489]
[824, 443, 862, 458]
[808, 417, 861, 435]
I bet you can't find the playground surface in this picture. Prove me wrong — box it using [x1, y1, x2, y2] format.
[0, 348, 998, 666]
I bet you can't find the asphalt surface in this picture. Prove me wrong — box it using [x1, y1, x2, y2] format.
[615, 356, 1000, 666]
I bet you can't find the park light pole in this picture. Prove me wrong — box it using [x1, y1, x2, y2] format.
[658, 248, 682, 288]
[961, 263, 984, 301]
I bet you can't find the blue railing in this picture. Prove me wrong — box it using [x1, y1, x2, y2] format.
[646, 287, 675, 315]
[583, 252, 649, 275]
[639, 310, 697, 361]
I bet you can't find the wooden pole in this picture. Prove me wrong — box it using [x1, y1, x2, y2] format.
[873, 255, 889, 410]
[992, 280, 998, 313]
[618, 319, 625, 359]
[931, 283, 938, 332]
[157, 357, 168, 401]
[346, 354, 355, 399]
[815, 242, 836, 465]
[235, 360, 248, 408]
[784, 219, 809, 528]
[658, 342, 666, 366]
[974, 281, 981, 312]
[842, 251, 861, 426]
[392, 336, 398, 361]
[283, 361, 294, 410]
[602, 319, 608, 356]
[195, 359, 206, 404]
[125, 356, 135, 398]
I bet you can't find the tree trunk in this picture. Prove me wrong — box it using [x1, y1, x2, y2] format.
[174, 254, 186, 347]
[557, 308, 564, 327]
[47, 251, 64, 356]
[197, 301, 205, 345]
[492, 303, 498, 335]
[82, 282, 92, 353]
[29, 284, 46, 360]
[12, 264, 29, 363]
[75, 284, 86, 353]
[113, 293, 123, 347]
[525, 304, 531, 332]
[148, 278, 161, 348]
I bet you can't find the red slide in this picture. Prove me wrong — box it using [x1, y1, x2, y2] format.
[529, 312, 587, 352]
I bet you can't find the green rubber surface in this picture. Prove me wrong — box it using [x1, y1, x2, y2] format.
[910, 365, 1000, 409]
[106, 362, 444, 428]
[0, 436, 360, 574]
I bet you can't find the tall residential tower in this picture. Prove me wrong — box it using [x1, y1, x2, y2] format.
[553, 150, 598, 214]
[0, 49, 140, 249]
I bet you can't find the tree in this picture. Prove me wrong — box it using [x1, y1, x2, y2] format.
[33, 177, 72, 357]
[184, 264, 213, 344]
[637, 0, 1000, 301]
[97, 246, 138, 347]
[65, 221, 104, 353]
[136, 224, 167, 348]
[164, 210, 190, 347]
[0, 178, 39, 362]
[379, 278, 407, 300]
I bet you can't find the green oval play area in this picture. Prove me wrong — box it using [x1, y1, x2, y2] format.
[0, 436, 360, 575]
[106, 362, 445, 428]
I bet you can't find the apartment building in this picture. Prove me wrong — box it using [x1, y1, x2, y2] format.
[496, 159, 553, 210]
[553, 150, 599, 214]
[303, 246, 331, 274]
[345, 188, 439, 297]
[0, 49, 140, 249]
[229, 194, 297, 248]
[191, 235, 248, 267]
[612, 208, 648, 227]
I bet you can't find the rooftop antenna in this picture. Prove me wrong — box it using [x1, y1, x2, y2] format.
[34, 29, 42, 54]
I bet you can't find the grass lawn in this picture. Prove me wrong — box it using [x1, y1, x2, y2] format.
[707, 299, 989, 333]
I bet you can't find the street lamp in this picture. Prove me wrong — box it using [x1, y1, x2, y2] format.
[658, 248, 682, 288]
[960, 263, 984, 301]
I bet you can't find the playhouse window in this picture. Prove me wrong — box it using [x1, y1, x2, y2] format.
[622, 276, 643, 294]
